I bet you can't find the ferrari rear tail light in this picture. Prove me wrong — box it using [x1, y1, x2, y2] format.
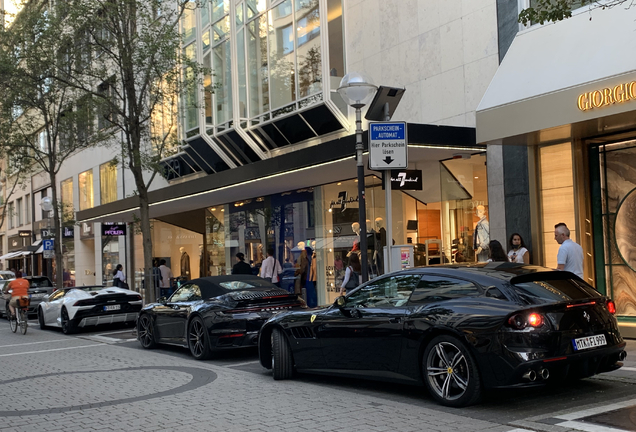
[607, 299, 616, 315]
[507, 312, 545, 330]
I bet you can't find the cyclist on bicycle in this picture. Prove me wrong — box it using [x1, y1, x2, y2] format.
[8, 271, 29, 317]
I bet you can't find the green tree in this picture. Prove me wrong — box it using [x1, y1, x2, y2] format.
[519, 0, 629, 25]
[0, 1, 113, 288]
[51, 0, 205, 301]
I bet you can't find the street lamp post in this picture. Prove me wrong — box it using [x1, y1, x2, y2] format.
[338, 73, 378, 283]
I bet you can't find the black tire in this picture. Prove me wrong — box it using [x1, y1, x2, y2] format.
[271, 328, 294, 380]
[423, 335, 481, 407]
[20, 310, 27, 335]
[61, 308, 77, 335]
[187, 316, 213, 360]
[137, 314, 157, 349]
[38, 307, 46, 330]
[9, 310, 17, 333]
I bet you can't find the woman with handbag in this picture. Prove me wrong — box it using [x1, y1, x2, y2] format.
[112, 264, 128, 288]
[339, 253, 361, 295]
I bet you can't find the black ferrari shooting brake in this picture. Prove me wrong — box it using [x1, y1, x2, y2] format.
[137, 275, 306, 359]
[258, 264, 626, 407]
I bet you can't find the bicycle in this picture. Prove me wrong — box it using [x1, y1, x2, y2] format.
[8, 296, 29, 335]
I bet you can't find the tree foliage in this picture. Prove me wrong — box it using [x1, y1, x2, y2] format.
[519, 0, 632, 25]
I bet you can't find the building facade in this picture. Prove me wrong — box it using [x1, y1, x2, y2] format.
[479, 4, 636, 337]
[3, 0, 502, 307]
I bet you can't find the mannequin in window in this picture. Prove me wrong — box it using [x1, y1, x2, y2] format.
[180, 247, 191, 280]
[474, 205, 490, 263]
[349, 222, 360, 257]
[375, 217, 386, 274]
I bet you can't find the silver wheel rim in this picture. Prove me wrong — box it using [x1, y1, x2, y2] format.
[189, 319, 205, 357]
[426, 341, 470, 401]
[138, 316, 153, 347]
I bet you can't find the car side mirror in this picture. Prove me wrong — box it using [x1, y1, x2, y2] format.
[158, 296, 167, 304]
[335, 295, 346, 308]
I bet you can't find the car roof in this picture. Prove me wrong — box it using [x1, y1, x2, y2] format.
[398, 263, 563, 284]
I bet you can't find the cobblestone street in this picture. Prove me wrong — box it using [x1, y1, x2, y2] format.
[0, 323, 635, 432]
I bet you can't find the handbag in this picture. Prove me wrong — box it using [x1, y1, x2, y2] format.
[120, 281, 130, 289]
[344, 267, 359, 289]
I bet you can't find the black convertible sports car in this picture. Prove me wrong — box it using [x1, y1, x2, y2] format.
[258, 264, 626, 407]
[137, 275, 305, 359]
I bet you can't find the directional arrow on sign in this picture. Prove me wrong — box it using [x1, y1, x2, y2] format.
[383, 156, 394, 164]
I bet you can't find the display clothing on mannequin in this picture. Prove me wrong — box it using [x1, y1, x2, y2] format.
[474, 216, 490, 262]
[180, 250, 191, 280]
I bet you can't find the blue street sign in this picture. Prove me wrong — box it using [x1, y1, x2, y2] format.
[43, 239, 54, 251]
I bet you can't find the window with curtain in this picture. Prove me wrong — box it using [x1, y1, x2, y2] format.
[539, 143, 576, 268]
[100, 162, 117, 205]
[61, 178, 74, 222]
[78, 169, 94, 211]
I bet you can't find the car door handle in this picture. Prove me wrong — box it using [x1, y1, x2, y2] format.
[389, 317, 402, 324]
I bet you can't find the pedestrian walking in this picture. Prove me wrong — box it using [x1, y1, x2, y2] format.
[554, 222, 584, 278]
[260, 248, 282, 285]
[112, 264, 128, 288]
[340, 253, 361, 295]
[487, 240, 508, 262]
[294, 249, 309, 295]
[508, 233, 530, 264]
[232, 252, 252, 275]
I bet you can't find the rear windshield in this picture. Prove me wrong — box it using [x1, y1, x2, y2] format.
[511, 279, 601, 305]
[218, 279, 274, 290]
[28, 278, 53, 288]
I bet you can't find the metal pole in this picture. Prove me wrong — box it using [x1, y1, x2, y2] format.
[383, 103, 393, 273]
[355, 107, 369, 283]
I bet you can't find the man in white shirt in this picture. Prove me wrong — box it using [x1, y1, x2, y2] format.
[554, 223, 584, 279]
[260, 248, 282, 285]
[159, 259, 174, 288]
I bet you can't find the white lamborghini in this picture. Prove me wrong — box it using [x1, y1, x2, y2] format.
[37, 285, 143, 334]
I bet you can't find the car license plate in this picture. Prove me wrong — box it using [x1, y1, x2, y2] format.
[573, 334, 607, 351]
[104, 305, 121, 311]
[31, 293, 47, 299]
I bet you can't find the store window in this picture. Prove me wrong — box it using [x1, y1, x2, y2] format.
[206, 207, 226, 276]
[595, 140, 636, 316]
[538, 143, 576, 268]
[78, 169, 94, 211]
[441, 154, 489, 264]
[8, 202, 14, 230]
[25, 194, 30, 224]
[100, 161, 117, 205]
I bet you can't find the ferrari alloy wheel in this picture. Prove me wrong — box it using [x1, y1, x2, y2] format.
[423, 335, 481, 407]
[38, 307, 46, 330]
[61, 308, 77, 335]
[137, 314, 157, 349]
[188, 316, 213, 360]
[271, 328, 293, 380]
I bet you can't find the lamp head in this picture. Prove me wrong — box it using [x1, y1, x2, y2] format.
[41, 197, 53, 212]
[337, 72, 378, 108]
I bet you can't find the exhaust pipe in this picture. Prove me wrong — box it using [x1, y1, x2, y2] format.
[522, 370, 537, 381]
[539, 368, 549, 380]
[620, 351, 627, 361]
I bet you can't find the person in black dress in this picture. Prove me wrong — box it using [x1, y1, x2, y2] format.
[232, 252, 252, 275]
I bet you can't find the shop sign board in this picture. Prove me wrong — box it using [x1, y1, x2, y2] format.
[62, 226, 74, 238]
[102, 223, 127, 236]
[381, 170, 423, 191]
[369, 122, 407, 170]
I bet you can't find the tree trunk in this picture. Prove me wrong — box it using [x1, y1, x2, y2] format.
[49, 171, 64, 290]
[138, 187, 155, 303]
